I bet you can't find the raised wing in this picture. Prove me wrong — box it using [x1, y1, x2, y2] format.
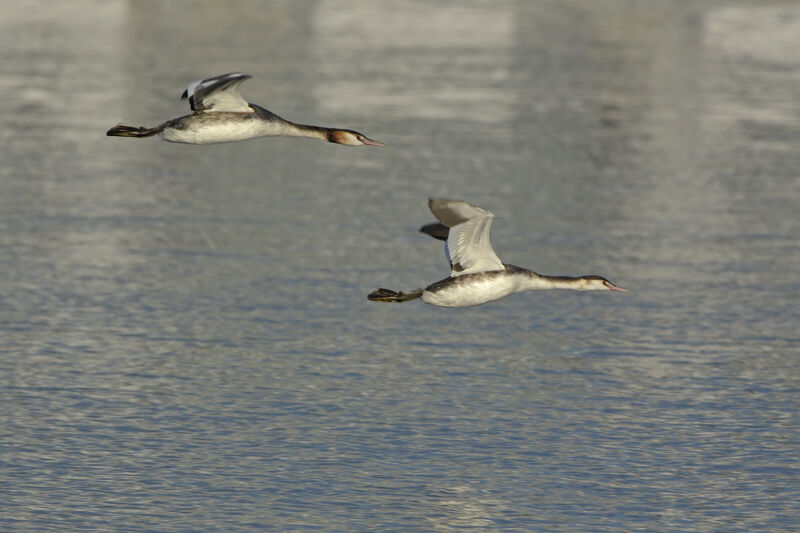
[428, 198, 504, 277]
[181, 72, 253, 113]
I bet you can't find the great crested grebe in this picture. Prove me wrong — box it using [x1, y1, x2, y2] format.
[106, 72, 385, 146]
[368, 198, 626, 308]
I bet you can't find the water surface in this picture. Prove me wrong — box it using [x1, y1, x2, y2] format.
[1, 1, 798, 531]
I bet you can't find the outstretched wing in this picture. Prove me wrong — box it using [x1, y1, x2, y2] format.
[428, 198, 504, 277]
[181, 72, 253, 113]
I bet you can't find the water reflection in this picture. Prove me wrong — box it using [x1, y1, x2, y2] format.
[313, 1, 514, 123]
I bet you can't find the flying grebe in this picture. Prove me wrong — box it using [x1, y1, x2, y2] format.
[368, 198, 626, 308]
[106, 72, 385, 146]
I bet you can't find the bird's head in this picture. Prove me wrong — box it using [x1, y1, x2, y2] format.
[329, 129, 385, 146]
[580, 275, 627, 292]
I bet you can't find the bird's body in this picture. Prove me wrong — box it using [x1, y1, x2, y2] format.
[368, 199, 626, 308]
[161, 108, 274, 144]
[107, 73, 384, 147]
[421, 265, 528, 307]
[156, 105, 326, 145]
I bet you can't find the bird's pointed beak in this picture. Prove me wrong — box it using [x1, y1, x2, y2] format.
[360, 136, 385, 147]
[603, 280, 627, 292]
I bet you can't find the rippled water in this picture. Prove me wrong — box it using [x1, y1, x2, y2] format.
[1, 1, 798, 531]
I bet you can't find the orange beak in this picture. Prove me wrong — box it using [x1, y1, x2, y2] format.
[360, 136, 385, 147]
[603, 280, 627, 292]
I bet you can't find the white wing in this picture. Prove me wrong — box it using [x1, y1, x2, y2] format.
[181, 72, 253, 113]
[428, 198, 504, 277]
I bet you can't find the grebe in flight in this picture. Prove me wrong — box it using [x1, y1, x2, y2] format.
[368, 198, 626, 308]
[106, 72, 385, 146]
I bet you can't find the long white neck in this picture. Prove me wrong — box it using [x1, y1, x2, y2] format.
[257, 119, 329, 140]
[251, 104, 331, 140]
[283, 122, 332, 140]
[509, 266, 595, 291]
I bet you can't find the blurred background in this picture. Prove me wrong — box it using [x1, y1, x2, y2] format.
[1, 1, 798, 531]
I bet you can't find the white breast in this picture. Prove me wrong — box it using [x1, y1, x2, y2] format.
[421, 273, 520, 307]
[162, 119, 270, 144]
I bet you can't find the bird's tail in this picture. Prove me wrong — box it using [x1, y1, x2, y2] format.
[106, 124, 163, 138]
[367, 288, 424, 303]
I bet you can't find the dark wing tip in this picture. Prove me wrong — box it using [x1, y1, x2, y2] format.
[419, 222, 449, 241]
[219, 72, 252, 83]
[428, 198, 472, 228]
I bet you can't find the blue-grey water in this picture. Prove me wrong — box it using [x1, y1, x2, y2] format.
[1, 1, 798, 531]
